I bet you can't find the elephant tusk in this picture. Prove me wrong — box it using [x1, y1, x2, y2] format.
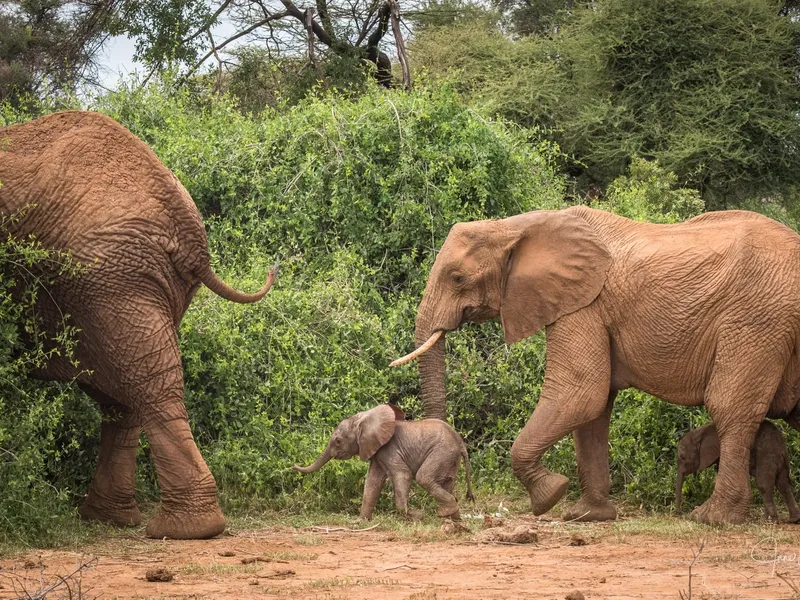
[389, 330, 444, 367]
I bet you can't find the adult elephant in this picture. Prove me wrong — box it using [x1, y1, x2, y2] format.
[392, 206, 800, 525]
[0, 111, 275, 539]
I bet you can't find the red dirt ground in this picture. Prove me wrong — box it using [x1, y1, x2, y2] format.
[2, 516, 800, 599]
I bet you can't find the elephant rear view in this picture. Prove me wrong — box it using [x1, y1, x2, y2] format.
[0, 111, 276, 539]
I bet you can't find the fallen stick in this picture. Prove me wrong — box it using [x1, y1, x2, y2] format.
[305, 525, 380, 533]
[380, 564, 417, 571]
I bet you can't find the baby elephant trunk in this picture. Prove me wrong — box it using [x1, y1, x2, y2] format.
[293, 446, 332, 474]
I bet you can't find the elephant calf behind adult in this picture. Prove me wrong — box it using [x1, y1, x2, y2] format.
[0, 111, 274, 539]
[395, 205, 800, 525]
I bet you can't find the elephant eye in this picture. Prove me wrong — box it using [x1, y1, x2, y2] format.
[451, 272, 466, 285]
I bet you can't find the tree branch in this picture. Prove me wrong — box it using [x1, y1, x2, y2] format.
[388, 0, 411, 89]
[278, 0, 335, 47]
[182, 13, 289, 80]
[182, 0, 235, 45]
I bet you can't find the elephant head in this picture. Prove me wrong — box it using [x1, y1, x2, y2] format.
[675, 423, 720, 512]
[293, 404, 405, 473]
[392, 209, 612, 419]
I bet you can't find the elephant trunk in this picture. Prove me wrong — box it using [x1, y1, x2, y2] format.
[414, 305, 447, 420]
[293, 446, 332, 474]
[675, 468, 684, 513]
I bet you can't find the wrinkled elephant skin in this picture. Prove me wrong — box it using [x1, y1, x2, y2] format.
[402, 207, 800, 525]
[0, 111, 275, 539]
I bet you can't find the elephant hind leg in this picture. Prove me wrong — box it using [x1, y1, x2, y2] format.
[690, 342, 787, 526]
[416, 458, 460, 519]
[85, 306, 224, 540]
[78, 384, 142, 527]
[755, 469, 779, 522]
[776, 464, 800, 523]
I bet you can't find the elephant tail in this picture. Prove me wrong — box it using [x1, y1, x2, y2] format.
[199, 262, 278, 304]
[461, 442, 475, 503]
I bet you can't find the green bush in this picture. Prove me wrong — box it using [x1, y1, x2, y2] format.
[0, 215, 98, 546]
[2, 80, 788, 545]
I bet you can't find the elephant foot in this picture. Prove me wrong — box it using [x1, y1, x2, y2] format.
[562, 496, 617, 522]
[145, 505, 225, 540]
[785, 511, 800, 524]
[526, 472, 570, 516]
[79, 490, 142, 527]
[688, 495, 746, 526]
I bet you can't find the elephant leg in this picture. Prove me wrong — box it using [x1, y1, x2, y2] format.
[78, 384, 142, 527]
[85, 307, 224, 539]
[777, 465, 800, 523]
[690, 348, 785, 526]
[389, 467, 414, 518]
[755, 470, 778, 522]
[510, 311, 611, 517]
[360, 462, 387, 521]
[563, 391, 617, 522]
[417, 460, 460, 519]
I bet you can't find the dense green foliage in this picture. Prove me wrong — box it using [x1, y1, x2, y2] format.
[412, 0, 800, 208]
[0, 215, 98, 545]
[2, 73, 800, 546]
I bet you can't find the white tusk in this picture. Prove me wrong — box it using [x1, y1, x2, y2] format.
[389, 330, 444, 367]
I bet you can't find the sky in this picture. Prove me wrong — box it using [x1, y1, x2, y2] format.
[98, 35, 138, 89]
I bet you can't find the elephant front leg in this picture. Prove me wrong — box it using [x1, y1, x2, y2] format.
[360, 462, 387, 521]
[511, 313, 612, 517]
[563, 392, 617, 522]
[78, 385, 141, 527]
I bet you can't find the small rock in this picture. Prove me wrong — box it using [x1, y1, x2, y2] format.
[599, 577, 606, 583]
[249, 579, 259, 586]
[22, 559, 43, 570]
[569, 535, 587, 546]
[565, 591, 585, 600]
[218, 550, 236, 557]
[145, 568, 174, 582]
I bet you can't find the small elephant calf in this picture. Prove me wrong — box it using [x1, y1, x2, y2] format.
[676, 420, 800, 522]
[294, 404, 474, 520]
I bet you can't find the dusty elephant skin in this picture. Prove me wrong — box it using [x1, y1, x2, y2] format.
[394, 206, 800, 526]
[676, 420, 800, 522]
[0, 111, 276, 540]
[294, 404, 474, 520]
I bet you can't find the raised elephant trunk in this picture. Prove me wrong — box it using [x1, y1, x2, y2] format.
[293, 446, 332, 474]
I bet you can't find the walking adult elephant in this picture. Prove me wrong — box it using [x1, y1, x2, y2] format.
[392, 206, 800, 525]
[0, 111, 275, 539]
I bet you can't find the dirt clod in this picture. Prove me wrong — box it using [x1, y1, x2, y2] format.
[568, 535, 587, 546]
[249, 579, 259, 585]
[482, 514, 504, 529]
[599, 577, 606, 583]
[218, 550, 236, 557]
[441, 520, 470, 535]
[565, 591, 585, 600]
[22, 559, 42, 570]
[475, 525, 539, 544]
[264, 568, 295, 579]
[145, 567, 173, 582]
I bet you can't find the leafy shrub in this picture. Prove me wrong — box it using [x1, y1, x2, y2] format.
[0, 215, 98, 547]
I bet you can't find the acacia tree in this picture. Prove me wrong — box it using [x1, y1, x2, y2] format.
[0, 0, 115, 104]
[115, 0, 412, 88]
[414, 0, 800, 208]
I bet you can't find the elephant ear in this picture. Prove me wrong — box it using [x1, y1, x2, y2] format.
[500, 210, 612, 344]
[356, 405, 397, 461]
[697, 425, 721, 472]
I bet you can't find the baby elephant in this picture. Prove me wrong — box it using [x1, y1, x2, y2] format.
[294, 404, 474, 520]
[676, 421, 800, 522]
